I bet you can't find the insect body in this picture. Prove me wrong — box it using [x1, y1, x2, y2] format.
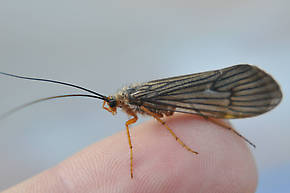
[108, 64, 281, 119]
[0, 64, 283, 178]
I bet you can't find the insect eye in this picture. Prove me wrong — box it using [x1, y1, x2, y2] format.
[108, 99, 117, 108]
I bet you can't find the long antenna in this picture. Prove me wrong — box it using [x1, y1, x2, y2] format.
[0, 94, 104, 120]
[0, 72, 108, 101]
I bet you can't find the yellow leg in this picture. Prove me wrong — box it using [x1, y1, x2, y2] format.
[206, 117, 256, 148]
[141, 106, 198, 154]
[102, 101, 110, 112]
[125, 115, 138, 179]
[102, 101, 117, 115]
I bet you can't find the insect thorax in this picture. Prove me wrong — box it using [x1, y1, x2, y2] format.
[113, 84, 175, 117]
[111, 85, 142, 116]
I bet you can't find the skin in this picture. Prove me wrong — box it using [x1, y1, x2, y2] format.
[2, 114, 257, 193]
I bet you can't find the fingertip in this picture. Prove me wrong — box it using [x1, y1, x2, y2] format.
[131, 113, 257, 193]
[3, 114, 257, 193]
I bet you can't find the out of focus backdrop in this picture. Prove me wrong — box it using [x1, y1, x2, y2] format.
[0, 0, 289, 192]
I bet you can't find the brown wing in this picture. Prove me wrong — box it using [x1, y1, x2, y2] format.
[129, 64, 282, 118]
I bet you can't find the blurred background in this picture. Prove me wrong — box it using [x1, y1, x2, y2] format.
[0, 0, 289, 192]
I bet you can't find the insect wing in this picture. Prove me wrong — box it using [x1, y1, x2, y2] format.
[129, 64, 282, 118]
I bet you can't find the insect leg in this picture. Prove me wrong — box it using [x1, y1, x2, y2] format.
[189, 108, 256, 148]
[140, 106, 198, 154]
[125, 114, 138, 179]
[102, 101, 110, 112]
[206, 117, 256, 148]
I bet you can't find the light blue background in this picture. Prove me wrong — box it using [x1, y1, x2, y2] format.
[0, 0, 289, 192]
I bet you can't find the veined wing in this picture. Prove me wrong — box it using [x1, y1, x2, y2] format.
[129, 64, 282, 118]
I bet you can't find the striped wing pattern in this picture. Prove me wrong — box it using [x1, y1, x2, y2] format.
[129, 64, 282, 118]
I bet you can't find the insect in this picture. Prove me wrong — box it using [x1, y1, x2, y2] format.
[0, 64, 283, 178]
